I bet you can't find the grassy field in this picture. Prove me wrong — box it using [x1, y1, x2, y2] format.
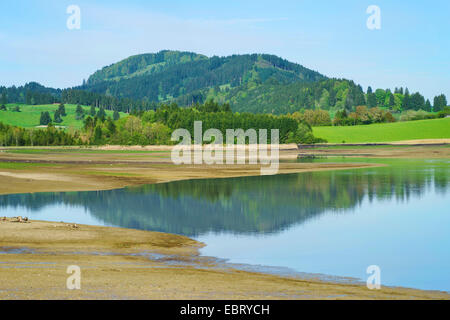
[313, 118, 450, 143]
[0, 104, 127, 129]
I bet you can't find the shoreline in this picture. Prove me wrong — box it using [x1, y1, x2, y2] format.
[0, 219, 448, 300]
[0, 145, 449, 299]
[1, 144, 449, 196]
[0, 146, 384, 196]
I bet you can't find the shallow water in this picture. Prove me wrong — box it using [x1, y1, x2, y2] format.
[1, 158, 449, 291]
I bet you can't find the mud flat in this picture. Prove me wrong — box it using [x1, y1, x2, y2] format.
[0, 219, 449, 300]
[0, 146, 381, 195]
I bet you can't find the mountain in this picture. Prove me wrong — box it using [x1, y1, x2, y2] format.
[4, 51, 432, 115]
[79, 50, 326, 107]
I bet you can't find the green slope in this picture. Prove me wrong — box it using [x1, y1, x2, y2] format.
[0, 104, 127, 129]
[312, 118, 450, 143]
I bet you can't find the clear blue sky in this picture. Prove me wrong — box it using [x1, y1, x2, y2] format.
[1, 0, 449, 100]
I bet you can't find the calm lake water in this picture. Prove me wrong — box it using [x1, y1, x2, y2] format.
[1, 158, 449, 291]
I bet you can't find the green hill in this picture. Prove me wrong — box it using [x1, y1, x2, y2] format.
[2, 51, 440, 117]
[0, 104, 127, 129]
[80, 50, 326, 103]
[312, 118, 450, 143]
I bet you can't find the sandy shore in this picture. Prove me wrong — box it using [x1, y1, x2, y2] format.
[1, 219, 448, 300]
[0, 145, 449, 299]
[0, 146, 383, 195]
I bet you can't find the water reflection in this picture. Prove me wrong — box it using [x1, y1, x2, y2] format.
[0, 159, 448, 237]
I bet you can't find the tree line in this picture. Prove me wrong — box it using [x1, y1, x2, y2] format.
[0, 122, 77, 147]
[83, 100, 324, 146]
[0, 100, 324, 146]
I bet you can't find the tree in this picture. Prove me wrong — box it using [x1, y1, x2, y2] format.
[1, 91, 7, 105]
[106, 117, 116, 134]
[368, 107, 384, 123]
[53, 109, 63, 123]
[374, 89, 386, 107]
[410, 93, 425, 111]
[83, 116, 95, 132]
[402, 92, 410, 110]
[367, 86, 373, 94]
[26, 91, 32, 105]
[383, 111, 396, 123]
[367, 93, 377, 108]
[76, 104, 83, 114]
[113, 110, 120, 121]
[355, 106, 370, 124]
[433, 94, 447, 112]
[39, 111, 51, 125]
[58, 103, 67, 116]
[318, 89, 330, 109]
[90, 105, 96, 117]
[93, 126, 103, 144]
[96, 107, 106, 121]
[388, 93, 395, 107]
[75, 104, 85, 120]
[425, 99, 432, 112]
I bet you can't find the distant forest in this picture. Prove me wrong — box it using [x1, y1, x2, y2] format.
[1, 51, 447, 117]
[0, 100, 323, 147]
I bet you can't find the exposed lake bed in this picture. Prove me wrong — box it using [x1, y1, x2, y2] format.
[0, 145, 449, 299]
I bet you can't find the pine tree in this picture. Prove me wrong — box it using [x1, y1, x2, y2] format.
[113, 110, 120, 121]
[54, 110, 63, 123]
[76, 104, 83, 114]
[40, 111, 51, 125]
[1, 92, 7, 105]
[402, 92, 410, 110]
[90, 105, 96, 117]
[367, 93, 377, 108]
[75, 104, 85, 120]
[96, 107, 106, 121]
[425, 99, 432, 112]
[58, 103, 67, 116]
[433, 94, 447, 112]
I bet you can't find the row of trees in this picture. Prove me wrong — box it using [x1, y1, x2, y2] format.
[1, 100, 324, 147]
[0, 122, 77, 146]
[366, 87, 448, 112]
[61, 89, 157, 113]
[2, 80, 447, 118]
[39, 103, 67, 125]
[286, 107, 395, 127]
[82, 101, 324, 145]
[333, 107, 396, 126]
[0, 83, 59, 106]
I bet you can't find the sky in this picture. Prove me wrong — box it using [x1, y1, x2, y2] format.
[1, 0, 449, 100]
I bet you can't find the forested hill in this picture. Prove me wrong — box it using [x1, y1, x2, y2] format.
[188, 78, 367, 114]
[2, 51, 442, 116]
[78, 50, 326, 103]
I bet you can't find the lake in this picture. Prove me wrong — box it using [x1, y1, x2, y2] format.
[1, 158, 449, 292]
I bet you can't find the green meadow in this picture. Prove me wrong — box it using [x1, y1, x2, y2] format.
[0, 104, 127, 129]
[313, 117, 450, 143]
